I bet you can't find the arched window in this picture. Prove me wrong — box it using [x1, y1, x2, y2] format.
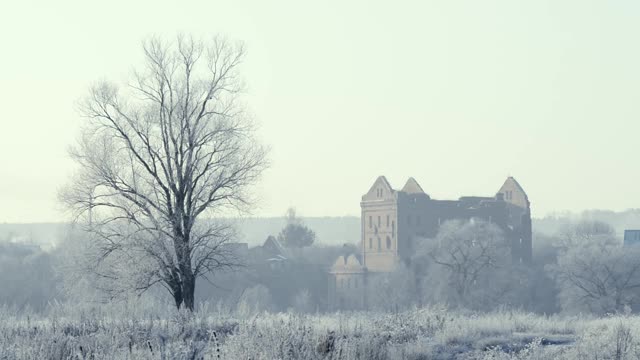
[386, 236, 391, 249]
[377, 237, 381, 250]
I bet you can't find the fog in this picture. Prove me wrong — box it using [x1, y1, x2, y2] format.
[3, 1, 640, 223]
[3, 1, 640, 358]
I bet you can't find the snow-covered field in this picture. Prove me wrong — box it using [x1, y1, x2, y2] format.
[1, 302, 637, 359]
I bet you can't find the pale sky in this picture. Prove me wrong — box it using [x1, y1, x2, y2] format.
[1, 0, 639, 223]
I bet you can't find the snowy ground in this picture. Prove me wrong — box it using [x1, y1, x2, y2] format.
[1, 303, 638, 359]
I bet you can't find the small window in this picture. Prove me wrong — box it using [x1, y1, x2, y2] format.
[377, 237, 381, 250]
[380, 189, 383, 197]
[519, 238, 522, 244]
[386, 236, 391, 249]
[369, 238, 372, 249]
[347, 278, 351, 289]
[386, 215, 390, 227]
[378, 216, 381, 227]
[369, 216, 372, 228]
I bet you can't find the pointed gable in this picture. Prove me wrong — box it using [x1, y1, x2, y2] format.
[332, 255, 346, 268]
[497, 176, 530, 209]
[330, 254, 365, 274]
[401, 177, 426, 194]
[263, 235, 287, 258]
[362, 176, 394, 201]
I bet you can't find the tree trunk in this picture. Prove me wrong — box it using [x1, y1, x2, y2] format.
[182, 273, 196, 311]
[174, 228, 196, 311]
[169, 269, 184, 309]
[173, 290, 184, 309]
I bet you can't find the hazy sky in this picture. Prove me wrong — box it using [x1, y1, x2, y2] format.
[1, 0, 639, 223]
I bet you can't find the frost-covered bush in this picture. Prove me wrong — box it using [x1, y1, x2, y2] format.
[5, 302, 640, 359]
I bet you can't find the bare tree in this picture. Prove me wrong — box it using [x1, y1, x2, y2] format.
[556, 219, 617, 250]
[549, 221, 640, 314]
[421, 219, 512, 308]
[366, 263, 416, 312]
[61, 35, 268, 310]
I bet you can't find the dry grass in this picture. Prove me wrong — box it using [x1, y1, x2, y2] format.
[1, 302, 639, 359]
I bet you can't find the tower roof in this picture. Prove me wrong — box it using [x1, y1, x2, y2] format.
[505, 176, 527, 194]
[498, 176, 530, 209]
[401, 177, 425, 194]
[362, 176, 395, 200]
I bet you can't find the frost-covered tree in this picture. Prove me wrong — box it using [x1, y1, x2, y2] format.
[0, 241, 58, 310]
[366, 263, 416, 311]
[61, 35, 268, 311]
[419, 219, 515, 309]
[556, 219, 617, 250]
[549, 227, 640, 314]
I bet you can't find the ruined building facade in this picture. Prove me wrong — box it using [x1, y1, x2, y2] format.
[328, 176, 532, 310]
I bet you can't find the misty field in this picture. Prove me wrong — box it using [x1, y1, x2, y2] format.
[1, 302, 638, 360]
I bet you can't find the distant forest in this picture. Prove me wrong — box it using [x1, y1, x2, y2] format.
[2, 209, 640, 249]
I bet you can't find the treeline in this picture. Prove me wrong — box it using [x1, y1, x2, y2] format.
[0, 218, 359, 313]
[0, 217, 360, 248]
[3, 209, 640, 248]
[3, 210, 640, 314]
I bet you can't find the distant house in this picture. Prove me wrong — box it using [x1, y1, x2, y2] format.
[248, 235, 291, 270]
[624, 230, 640, 246]
[244, 235, 331, 311]
[328, 254, 366, 310]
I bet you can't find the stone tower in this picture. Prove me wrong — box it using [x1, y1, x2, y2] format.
[359, 175, 533, 271]
[329, 175, 533, 310]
